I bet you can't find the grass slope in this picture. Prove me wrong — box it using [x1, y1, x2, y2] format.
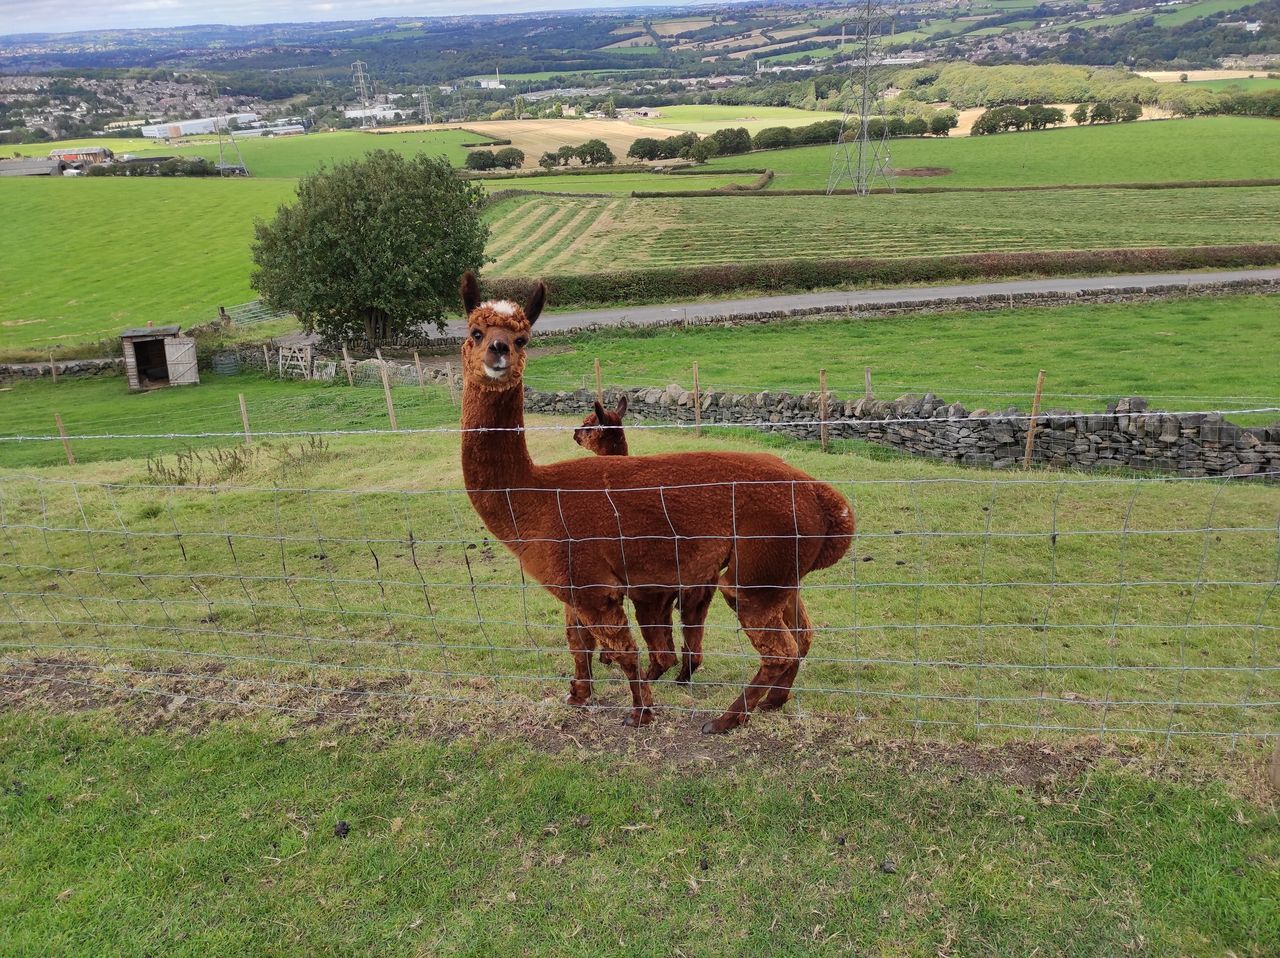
[485, 186, 1280, 274]
[0, 177, 294, 353]
[477, 171, 759, 194]
[701, 118, 1280, 189]
[1, 711, 1275, 957]
[0, 370, 1276, 744]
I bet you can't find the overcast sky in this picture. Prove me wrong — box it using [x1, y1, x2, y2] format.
[2, 0, 692, 37]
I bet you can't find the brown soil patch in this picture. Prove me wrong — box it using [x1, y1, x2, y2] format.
[897, 167, 953, 177]
[3, 658, 1272, 802]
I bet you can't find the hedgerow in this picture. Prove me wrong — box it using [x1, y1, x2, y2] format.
[484, 244, 1280, 305]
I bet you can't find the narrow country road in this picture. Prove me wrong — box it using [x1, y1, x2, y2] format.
[454, 268, 1280, 337]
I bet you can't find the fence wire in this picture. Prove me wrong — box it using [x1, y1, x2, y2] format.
[1, 469, 1275, 752]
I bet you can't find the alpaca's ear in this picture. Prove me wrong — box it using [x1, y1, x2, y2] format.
[593, 400, 606, 423]
[460, 271, 480, 315]
[616, 394, 628, 417]
[524, 281, 546, 327]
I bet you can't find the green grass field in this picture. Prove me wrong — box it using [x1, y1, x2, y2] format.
[1184, 77, 1280, 92]
[1153, 0, 1260, 26]
[5, 294, 1273, 470]
[4, 118, 1278, 355]
[485, 186, 1280, 275]
[524, 293, 1280, 418]
[638, 105, 848, 135]
[0, 177, 295, 354]
[702, 117, 1280, 189]
[6, 130, 489, 179]
[132, 129, 488, 179]
[5, 136, 160, 159]
[1, 370, 1276, 748]
[2, 709, 1275, 957]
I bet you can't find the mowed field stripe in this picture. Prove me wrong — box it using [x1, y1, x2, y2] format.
[484, 200, 554, 261]
[492, 202, 591, 275]
[543, 200, 625, 272]
[511, 202, 613, 274]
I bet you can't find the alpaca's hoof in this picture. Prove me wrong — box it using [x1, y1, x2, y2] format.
[675, 673, 692, 687]
[701, 713, 748, 734]
[623, 708, 654, 728]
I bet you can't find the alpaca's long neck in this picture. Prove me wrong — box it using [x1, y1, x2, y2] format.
[460, 380, 535, 542]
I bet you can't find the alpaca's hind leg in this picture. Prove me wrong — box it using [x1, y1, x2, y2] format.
[563, 605, 595, 707]
[702, 592, 797, 734]
[578, 598, 655, 727]
[759, 595, 812, 712]
[675, 585, 716, 685]
[634, 593, 678, 683]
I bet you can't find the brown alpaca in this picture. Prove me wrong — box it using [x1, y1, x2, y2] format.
[575, 395, 715, 686]
[458, 272, 854, 733]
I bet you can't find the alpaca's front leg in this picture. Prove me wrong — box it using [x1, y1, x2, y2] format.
[563, 605, 595, 706]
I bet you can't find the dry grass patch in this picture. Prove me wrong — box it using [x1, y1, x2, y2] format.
[375, 119, 688, 168]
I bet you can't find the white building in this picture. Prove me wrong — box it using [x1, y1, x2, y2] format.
[140, 113, 260, 139]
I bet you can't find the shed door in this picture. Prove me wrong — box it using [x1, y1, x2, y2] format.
[164, 337, 199, 386]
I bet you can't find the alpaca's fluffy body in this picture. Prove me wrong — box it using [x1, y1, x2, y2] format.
[458, 277, 853, 731]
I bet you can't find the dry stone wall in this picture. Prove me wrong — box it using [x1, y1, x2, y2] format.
[0, 358, 123, 382]
[526, 386, 1280, 479]
[213, 347, 1279, 478]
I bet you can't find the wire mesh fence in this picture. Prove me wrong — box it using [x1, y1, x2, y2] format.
[1, 468, 1275, 751]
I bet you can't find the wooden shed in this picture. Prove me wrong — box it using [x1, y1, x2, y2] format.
[120, 325, 199, 392]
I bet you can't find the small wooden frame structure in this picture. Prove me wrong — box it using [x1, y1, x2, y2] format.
[120, 325, 199, 392]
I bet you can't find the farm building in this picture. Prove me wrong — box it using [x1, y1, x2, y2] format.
[49, 146, 114, 164]
[140, 113, 259, 140]
[120, 325, 199, 392]
[0, 157, 68, 177]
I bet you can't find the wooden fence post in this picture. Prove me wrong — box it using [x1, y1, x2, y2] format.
[863, 366, 872, 400]
[445, 362, 458, 407]
[819, 368, 829, 453]
[692, 362, 702, 438]
[413, 351, 426, 393]
[304, 344, 313, 380]
[379, 363, 398, 430]
[1022, 369, 1047, 470]
[594, 357, 603, 404]
[262, 344, 270, 375]
[49, 354, 58, 385]
[238, 393, 252, 447]
[54, 413, 74, 465]
[341, 343, 354, 387]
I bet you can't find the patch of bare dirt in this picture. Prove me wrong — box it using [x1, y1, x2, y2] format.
[2, 658, 1272, 802]
[897, 167, 953, 178]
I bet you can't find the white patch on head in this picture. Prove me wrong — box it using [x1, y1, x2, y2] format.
[482, 300, 518, 316]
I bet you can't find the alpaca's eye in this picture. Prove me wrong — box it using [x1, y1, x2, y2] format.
[514, 337, 527, 348]
[470, 330, 483, 342]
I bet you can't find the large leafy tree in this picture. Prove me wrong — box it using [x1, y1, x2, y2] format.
[252, 151, 488, 344]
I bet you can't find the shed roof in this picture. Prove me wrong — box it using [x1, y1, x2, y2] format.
[0, 158, 66, 176]
[120, 325, 181, 338]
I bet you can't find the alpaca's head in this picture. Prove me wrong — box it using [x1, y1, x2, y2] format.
[459, 271, 546, 391]
[574, 396, 629, 456]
